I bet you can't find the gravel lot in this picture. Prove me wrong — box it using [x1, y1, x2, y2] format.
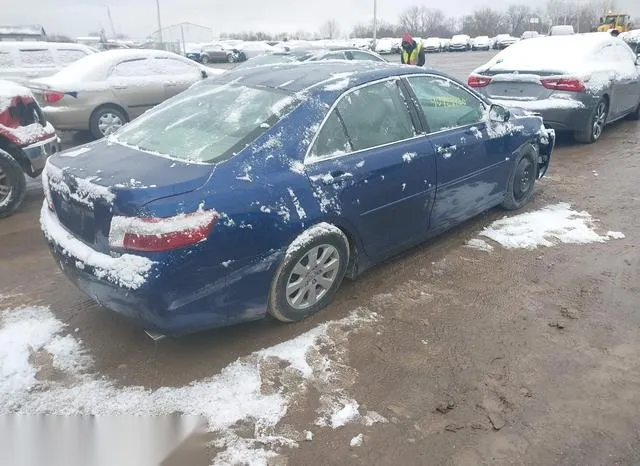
[5, 50, 640, 465]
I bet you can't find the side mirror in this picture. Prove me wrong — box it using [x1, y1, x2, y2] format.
[489, 104, 510, 123]
[201, 69, 208, 79]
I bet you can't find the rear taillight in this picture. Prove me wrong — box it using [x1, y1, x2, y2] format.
[467, 75, 492, 88]
[109, 210, 218, 252]
[0, 110, 18, 128]
[44, 91, 64, 104]
[540, 78, 585, 92]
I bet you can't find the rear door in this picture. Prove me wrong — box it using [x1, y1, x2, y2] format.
[107, 58, 165, 118]
[151, 57, 203, 99]
[305, 78, 437, 258]
[610, 43, 640, 115]
[404, 74, 511, 230]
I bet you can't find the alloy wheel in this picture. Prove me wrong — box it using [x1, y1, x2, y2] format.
[592, 101, 607, 141]
[286, 244, 341, 310]
[98, 112, 123, 136]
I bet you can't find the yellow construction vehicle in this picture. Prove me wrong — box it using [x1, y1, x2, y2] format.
[596, 12, 633, 33]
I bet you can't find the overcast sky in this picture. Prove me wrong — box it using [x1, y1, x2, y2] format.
[4, 0, 639, 38]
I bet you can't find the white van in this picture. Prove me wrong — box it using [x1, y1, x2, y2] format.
[0, 42, 96, 84]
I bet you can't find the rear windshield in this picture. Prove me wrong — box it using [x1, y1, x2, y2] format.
[113, 83, 297, 163]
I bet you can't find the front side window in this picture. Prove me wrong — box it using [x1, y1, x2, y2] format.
[336, 80, 416, 151]
[18, 49, 54, 66]
[56, 49, 89, 65]
[406, 76, 485, 132]
[113, 83, 297, 163]
[349, 51, 383, 62]
[109, 59, 155, 78]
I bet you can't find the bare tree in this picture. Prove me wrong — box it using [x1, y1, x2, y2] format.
[462, 8, 504, 36]
[319, 19, 340, 39]
[505, 4, 533, 36]
[399, 6, 421, 36]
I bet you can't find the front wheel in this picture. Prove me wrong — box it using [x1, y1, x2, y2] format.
[268, 227, 349, 323]
[201, 55, 209, 64]
[501, 149, 537, 211]
[0, 149, 27, 218]
[574, 98, 608, 144]
[227, 53, 236, 63]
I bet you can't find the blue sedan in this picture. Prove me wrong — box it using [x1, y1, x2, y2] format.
[40, 62, 555, 335]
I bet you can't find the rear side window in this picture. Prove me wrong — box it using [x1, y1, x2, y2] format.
[18, 49, 54, 66]
[109, 59, 155, 77]
[56, 49, 89, 65]
[336, 80, 415, 151]
[349, 51, 383, 61]
[313, 52, 347, 61]
[406, 76, 485, 132]
[0, 52, 14, 68]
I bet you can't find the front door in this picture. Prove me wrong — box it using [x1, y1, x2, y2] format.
[305, 79, 437, 258]
[404, 75, 511, 231]
[108, 58, 165, 119]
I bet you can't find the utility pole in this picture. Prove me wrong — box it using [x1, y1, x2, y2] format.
[576, 0, 580, 33]
[155, 0, 163, 48]
[373, 0, 377, 48]
[106, 6, 116, 38]
[180, 24, 186, 55]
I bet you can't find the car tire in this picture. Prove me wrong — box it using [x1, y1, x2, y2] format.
[268, 227, 349, 323]
[0, 149, 27, 218]
[501, 147, 537, 211]
[201, 55, 209, 64]
[574, 97, 608, 144]
[227, 53, 236, 63]
[89, 105, 127, 140]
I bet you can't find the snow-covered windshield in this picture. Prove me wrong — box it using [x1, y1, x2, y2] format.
[113, 83, 298, 163]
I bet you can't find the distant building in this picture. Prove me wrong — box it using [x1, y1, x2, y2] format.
[150, 22, 213, 52]
[0, 25, 47, 41]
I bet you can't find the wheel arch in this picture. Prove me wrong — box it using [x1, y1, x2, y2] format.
[0, 136, 31, 175]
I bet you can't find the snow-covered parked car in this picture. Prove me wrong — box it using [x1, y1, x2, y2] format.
[449, 35, 472, 51]
[471, 36, 491, 51]
[374, 38, 395, 54]
[494, 34, 519, 49]
[423, 37, 442, 53]
[468, 33, 640, 143]
[40, 61, 554, 335]
[0, 80, 59, 217]
[236, 41, 275, 60]
[29, 49, 221, 139]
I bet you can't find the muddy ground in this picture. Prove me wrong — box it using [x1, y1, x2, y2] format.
[2, 52, 640, 465]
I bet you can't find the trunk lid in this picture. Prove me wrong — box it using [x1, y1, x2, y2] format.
[481, 71, 557, 100]
[44, 140, 215, 253]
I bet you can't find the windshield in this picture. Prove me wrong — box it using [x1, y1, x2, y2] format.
[113, 83, 297, 163]
[235, 54, 298, 69]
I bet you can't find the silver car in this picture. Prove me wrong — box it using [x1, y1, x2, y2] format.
[469, 33, 640, 143]
[29, 49, 222, 139]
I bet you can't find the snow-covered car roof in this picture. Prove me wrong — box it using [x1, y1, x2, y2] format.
[474, 33, 619, 74]
[32, 49, 211, 85]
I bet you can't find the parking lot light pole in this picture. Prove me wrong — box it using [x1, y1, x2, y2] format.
[373, 0, 377, 49]
[155, 0, 163, 48]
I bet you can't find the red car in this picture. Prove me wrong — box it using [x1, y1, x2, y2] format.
[0, 80, 59, 217]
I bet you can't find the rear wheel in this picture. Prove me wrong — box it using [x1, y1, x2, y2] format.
[201, 55, 209, 64]
[268, 227, 349, 323]
[574, 98, 608, 144]
[89, 105, 127, 140]
[501, 149, 537, 211]
[227, 53, 236, 63]
[0, 149, 26, 218]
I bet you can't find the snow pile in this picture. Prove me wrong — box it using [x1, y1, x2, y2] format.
[478, 203, 625, 249]
[465, 238, 493, 252]
[0, 306, 380, 464]
[350, 433, 364, 447]
[40, 204, 153, 290]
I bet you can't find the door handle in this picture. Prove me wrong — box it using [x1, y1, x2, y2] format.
[323, 171, 353, 184]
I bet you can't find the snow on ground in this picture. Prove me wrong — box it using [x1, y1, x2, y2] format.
[465, 238, 493, 252]
[477, 203, 624, 250]
[0, 305, 381, 465]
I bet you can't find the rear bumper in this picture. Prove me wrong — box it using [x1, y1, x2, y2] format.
[21, 134, 60, 176]
[492, 98, 593, 132]
[41, 203, 280, 335]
